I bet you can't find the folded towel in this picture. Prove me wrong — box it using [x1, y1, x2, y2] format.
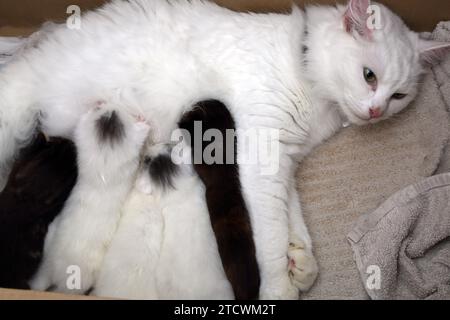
[348, 173, 450, 300]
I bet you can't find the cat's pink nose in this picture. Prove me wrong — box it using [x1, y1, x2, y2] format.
[369, 107, 383, 119]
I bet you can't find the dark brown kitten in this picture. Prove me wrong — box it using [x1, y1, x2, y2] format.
[0, 133, 77, 289]
[179, 100, 260, 300]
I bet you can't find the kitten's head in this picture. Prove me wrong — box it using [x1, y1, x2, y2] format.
[305, 0, 450, 125]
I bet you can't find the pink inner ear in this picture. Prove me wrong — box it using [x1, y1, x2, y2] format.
[344, 0, 372, 38]
[419, 40, 450, 67]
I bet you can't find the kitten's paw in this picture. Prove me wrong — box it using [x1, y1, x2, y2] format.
[132, 113, 147, 124]
[29, 271, 52, 292]
[130, 115, 151, 145]
[93, 100, 107, 110]
[288, 241, 318, 292]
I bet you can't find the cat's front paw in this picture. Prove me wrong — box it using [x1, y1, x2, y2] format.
[288, 241, 318, 292]
[130, 114, 151, 145]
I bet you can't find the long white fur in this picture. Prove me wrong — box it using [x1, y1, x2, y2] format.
[0, 23, 59, 67]
[0, 0, 447, 298]
[93, 144, 233, 299]
[0, 38, 25, 66]
[29, 103, 150, 294]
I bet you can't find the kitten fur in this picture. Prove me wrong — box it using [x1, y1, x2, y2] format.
[94, 136, 233, 299]
[29, 103, 150, 294]
[178, 100, 260, 300]
[0, 0, 448, 298]
[0, 134, 77, 289]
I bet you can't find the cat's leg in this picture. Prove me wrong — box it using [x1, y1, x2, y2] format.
[238, 160, 298, 300]
[30, 102, 150, 294]
[287, 183, 318, 292]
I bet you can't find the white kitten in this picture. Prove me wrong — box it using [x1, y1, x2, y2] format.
[93, 144, 233, 299]
[0, 0, 448, 299]
[29, 102, 150, 294]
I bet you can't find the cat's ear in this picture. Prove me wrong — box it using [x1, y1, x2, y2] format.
[418, 39, 450, 66]
[343, 0, 372, 39]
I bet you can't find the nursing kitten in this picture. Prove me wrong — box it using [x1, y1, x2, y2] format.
[94, 99, 257, 299]
[94, 142, 233, 299]
[30, 103, 150, 294]
[178, 100, 260, 300]
[0, 134, 77, 289]
[0, 0, 448, 298]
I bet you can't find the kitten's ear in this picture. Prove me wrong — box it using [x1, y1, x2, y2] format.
[343, 0, 372, 39]
[418, 39, 450, 67]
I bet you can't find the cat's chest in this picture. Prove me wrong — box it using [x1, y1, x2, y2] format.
[230, 80, 342, 160]
[228, 77, 315, 145]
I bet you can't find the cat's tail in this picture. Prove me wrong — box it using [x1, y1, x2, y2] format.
[0, 37, 26, 66]
[0, 62, 40, 189]
[0, 23, 59, 67]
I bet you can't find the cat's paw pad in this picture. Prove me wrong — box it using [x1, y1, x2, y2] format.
[132, 113, 148, 123]
[93, 100, 107, 110]
[129, 115, 151, 144]
[288, 242, 318, 292]
[133, 117, 151, 133]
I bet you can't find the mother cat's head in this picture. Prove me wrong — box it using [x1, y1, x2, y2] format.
[305, 0, 450, 125]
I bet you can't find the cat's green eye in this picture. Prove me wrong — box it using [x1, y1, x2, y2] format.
[392, 93, 407, 100]
[363, 67, 377, 86]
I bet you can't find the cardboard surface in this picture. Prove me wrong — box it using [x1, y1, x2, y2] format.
[0, 288, 103, 300]
[0, 0, 448, 300]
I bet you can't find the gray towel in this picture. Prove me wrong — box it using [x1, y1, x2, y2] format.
[348, 173, 450, 300]
[431, 21, 450, 174]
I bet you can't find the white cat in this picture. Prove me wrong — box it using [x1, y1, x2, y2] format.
[29, 102, 150, 294]
[93, 143, 234, 299]
[0, 0, 447, 298]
